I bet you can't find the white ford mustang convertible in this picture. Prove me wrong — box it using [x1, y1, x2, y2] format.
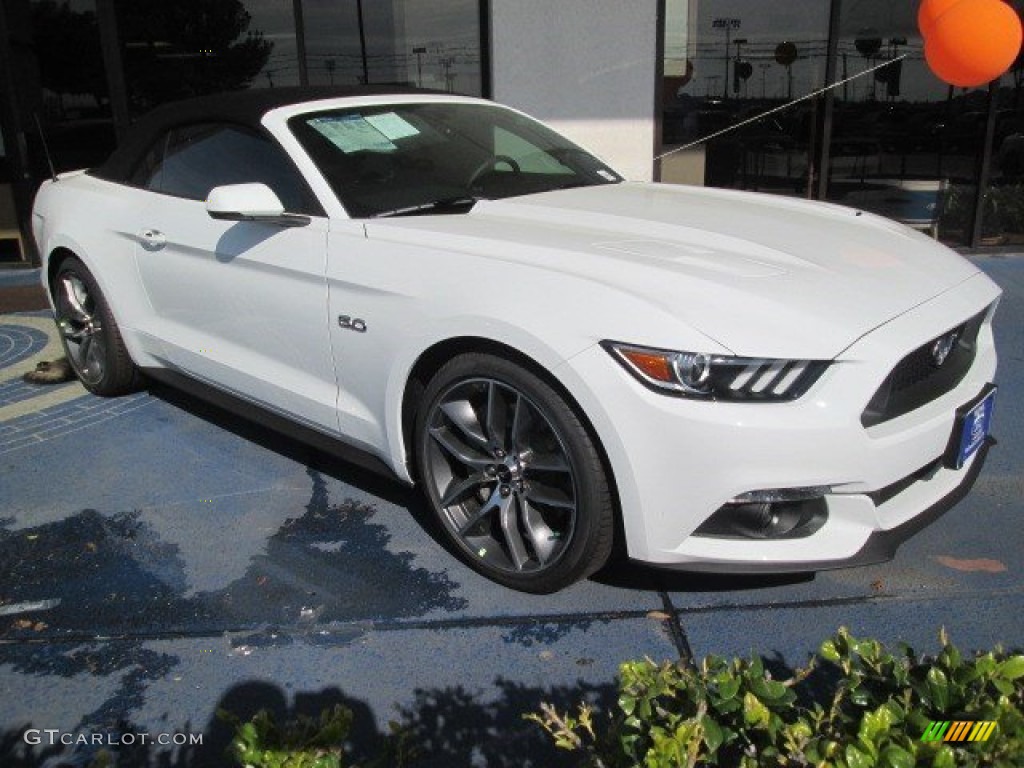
[31, 87, 1000, 592]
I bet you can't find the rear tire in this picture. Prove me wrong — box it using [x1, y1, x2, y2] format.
[52, 256, 141, 396]
[414, 353, 614, 593]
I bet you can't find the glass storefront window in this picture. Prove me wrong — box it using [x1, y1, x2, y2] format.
[30, 0, 115, 172]
[116, 0, 296, 115]
[823, 0, 984, 246]
[301, 0, 367, 86]
[661, 0, 831, 194]
[302, 0, 482, 95]
[981, 1, 1024, 247]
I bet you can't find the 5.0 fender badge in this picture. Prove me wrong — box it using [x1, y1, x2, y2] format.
[338, 315, 367, 333]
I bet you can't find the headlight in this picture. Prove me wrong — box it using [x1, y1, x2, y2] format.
[602, 341, 829, 401]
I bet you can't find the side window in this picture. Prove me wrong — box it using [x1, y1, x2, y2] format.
[136, 124, 320, 215]
[130, 134, 169, 190]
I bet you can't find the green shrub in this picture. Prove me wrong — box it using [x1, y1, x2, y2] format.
[527, 628, 1024, 767]
[219, 704, 414, 768]
[219, 704, 354, 768]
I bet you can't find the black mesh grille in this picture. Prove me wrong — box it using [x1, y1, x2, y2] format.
[861, 309, 986, 428]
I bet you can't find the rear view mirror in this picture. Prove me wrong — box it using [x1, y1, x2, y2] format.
[206, 183, 309, 227]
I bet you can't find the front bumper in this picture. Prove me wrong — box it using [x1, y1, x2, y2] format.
[558, 271, 1001, 570]
[651, 438, 993, 573]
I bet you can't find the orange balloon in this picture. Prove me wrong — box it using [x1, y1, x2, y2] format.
[918, 0, 970, 39]
[925, 0, 1023, 87]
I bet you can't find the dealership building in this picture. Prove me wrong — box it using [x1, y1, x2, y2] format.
[1, 0, 1022, 265]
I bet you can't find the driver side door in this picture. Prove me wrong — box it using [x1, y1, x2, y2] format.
[131, 122, 339, 433]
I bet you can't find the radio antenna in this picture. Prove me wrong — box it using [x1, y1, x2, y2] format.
[33, 113, 58, 182]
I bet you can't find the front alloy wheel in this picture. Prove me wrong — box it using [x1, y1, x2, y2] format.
[53, 256, 139, 396]
[416, 354, 613, 592]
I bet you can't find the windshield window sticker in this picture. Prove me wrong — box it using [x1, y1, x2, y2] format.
[364, 112, 420, 141]
[308, 115, 397, 154]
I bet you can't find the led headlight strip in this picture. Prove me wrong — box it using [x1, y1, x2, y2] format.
[603, 341, 829, 401]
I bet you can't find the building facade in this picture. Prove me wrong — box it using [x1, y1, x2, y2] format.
[0, 0, 1021, 265]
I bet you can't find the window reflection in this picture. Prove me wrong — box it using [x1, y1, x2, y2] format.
[116, 0, 291, 115]
[981, 0, 1024, 247]
[30, 0, 115, 172]
[302, 0, 482, 95]
[661, 0, 1022, 248]
[661, 0, 830, 194]
[824, 0, 983, 246]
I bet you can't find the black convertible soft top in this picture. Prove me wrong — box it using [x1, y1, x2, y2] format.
[92, 86, 446, 183]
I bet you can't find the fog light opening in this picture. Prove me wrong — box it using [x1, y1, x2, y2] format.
[695, 497, 828, 540]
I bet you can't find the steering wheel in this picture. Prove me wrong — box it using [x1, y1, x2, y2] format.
[468, 154, 522, 190]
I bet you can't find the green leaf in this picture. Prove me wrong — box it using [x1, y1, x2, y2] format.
[750, 676, 791, 704]
[860, 704, 896, 743]
[880, 745, 914, 768]
[845, 743, 875, 768]
[717, 675, 741, 701]
[930, 745, 956, 768]
[742, 692, 771, 728]
[619, 694, 637, 716]
[997, 655, 1024, 681]
[993, 677, 1014, 696]
[882, 700, 905, 724]
[925, 668, 950, 712]
[851, 687, 872, 707]
[702, 715, 724, 753]
[822, 639, 842, 662]
[716, 697, 743, 715]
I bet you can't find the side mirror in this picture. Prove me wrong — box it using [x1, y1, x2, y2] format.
[206, 183, 309, 227]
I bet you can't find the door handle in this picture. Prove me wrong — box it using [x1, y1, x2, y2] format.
[138, 229, 166, 250]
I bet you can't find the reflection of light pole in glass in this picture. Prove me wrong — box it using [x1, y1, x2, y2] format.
[325, 58, 336, 85]
[413, 46, 427, 87]
[355, 0, 369, 84]
[759, 62, 770, 99]
[440, 54, 456, 92]
[712, 18, 741, 99]
[733, 38, 747, 96]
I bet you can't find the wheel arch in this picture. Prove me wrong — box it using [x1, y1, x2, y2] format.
[399, 335, 625, 553]
[46, 246, 80, 296]
[43, 241, 157, 373]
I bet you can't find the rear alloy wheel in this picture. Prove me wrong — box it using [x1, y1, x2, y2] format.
[415, 353, 613, 593]
[53, 256, 140, 396]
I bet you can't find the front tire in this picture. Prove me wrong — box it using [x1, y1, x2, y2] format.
[52, 256, 140, 396]
[414, 353, 614, 593]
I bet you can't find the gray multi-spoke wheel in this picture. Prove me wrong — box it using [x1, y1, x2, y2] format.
[415, 353, 613, 593]
[53, 256, 140, 396]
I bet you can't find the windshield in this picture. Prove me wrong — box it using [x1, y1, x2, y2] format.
[288, 102, 623, 218]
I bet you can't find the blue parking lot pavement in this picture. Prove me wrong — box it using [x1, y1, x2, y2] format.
[0, 256, 1022, 766]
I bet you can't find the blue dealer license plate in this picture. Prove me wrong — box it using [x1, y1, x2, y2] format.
[946, 385, 996, 470]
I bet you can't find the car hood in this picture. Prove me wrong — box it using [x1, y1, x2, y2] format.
[364, 182, 981, 359]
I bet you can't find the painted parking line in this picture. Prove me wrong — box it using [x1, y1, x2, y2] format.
[0, 393, 152, 454]
[0, 312, 153, 453]
[0, 314, 67, 381]
[0, 313, 89, 423]
[0, 323, 49, 369]
[0, 381, 88, 423]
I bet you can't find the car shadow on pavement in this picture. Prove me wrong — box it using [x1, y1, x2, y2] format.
[143, 379, 459, 562]
[144, 380, 819, 599]
[592, 555, 814, 593]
